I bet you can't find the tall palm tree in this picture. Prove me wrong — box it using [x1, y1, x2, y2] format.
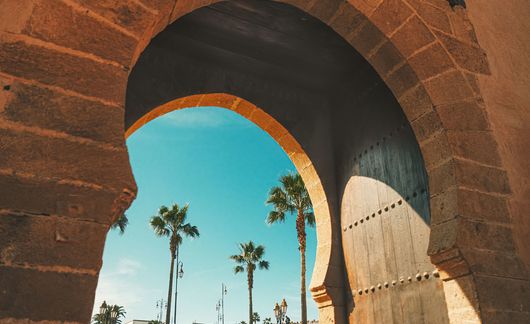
[230, 241, 270, 324]
[266, 172, 315, 324]
[111, 214, 128, 234]
[150, 204, 199, 324]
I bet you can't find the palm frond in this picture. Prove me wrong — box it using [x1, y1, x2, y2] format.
[182, 223, 200, 238]
[305, 211, 315, 227]
[177, 204, 189, 224]
[111, 213, 129, 235]
[234, 265, 245, 274]
[252, 245, 265, 260]
[150, 216, 170, 237]
[266, 210, 286, 224]
[258, 260, 269, 270]
[230, 254, 245, 264]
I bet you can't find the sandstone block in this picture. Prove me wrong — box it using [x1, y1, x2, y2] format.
[3, 81, 124, 146]
[0, 35, 128, 102]
[0, 266, 97, 323]
[0, 212, 107, 270]
[23, 0, 138, 66]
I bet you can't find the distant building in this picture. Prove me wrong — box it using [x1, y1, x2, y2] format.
[125, 320, 152, 324]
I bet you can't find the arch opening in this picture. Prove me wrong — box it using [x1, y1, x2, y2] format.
[100, 104, 322, 322]
[125, 1, 449, 322]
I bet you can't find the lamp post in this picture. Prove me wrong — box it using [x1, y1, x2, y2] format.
[216, 300, 221, 324]
[273, 299, 287, 324]
[173, 254, 184, 324]
[99, 301, 118, 324]
[221, 283, 227, 324]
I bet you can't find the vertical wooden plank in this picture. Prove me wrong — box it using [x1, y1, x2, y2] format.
[384, 129, 424, 323]
[348, 174, 375, 323]
[373, 139, 403, 323]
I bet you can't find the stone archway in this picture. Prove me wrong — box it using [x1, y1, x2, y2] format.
[0, 0, 528, 323]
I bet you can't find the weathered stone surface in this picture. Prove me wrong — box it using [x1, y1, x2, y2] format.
[0, 172, 118, 223]
[327, 1, 365, 36]
[308, 0, 343, 24]
[347, 20, 386, 56]
[0, 128, 134, 191]
[0, 212, 107, 270]
[412, 109, 443, 142]
[423, 70, 474, 105]
[435, 100, 490, 131]
[427, 158, 457, 195]
[0, 266, 97, 323]
[72, 0, 156, 37]
[435, 31, 490, 74]
[23, 0, 138, 66]
[391, 16, 435, 58]
[385, 63, 420, 98]
[462, 248, 528, 279]
[414, 1, 452, 33]
[454, 158, 511, 194]
[457, 219, 516, 253]
[370, 41, 404, 76]
[447, 130, 502, 166]
[370, 0, 413, 36]
[419, 131, 452, 169]
[2, 81, 124, 146]
[408, 43, 455, 80]
[457, 188, 510, 223]
[475, 275, 530, 313]
[0, 34, 128, 102]
[398, 85, 433, 122]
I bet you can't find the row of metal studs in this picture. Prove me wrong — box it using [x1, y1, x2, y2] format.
[352, 270, 441, 297]
[342, 189, 428, 232]
[352, 122, 409, 163]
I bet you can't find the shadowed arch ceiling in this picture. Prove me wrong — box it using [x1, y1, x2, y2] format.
[126, 0, 374, 126]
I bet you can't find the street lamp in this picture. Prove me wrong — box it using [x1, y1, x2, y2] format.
[174, 260, 184, 324]
[273, 299, 288, 324]
[274, 303, 280, 323]
[178, 262, 184, 279]
[110, 308, 118, 321]
[99, 301, 117, 324]
[281, 299, 287, 317]
[100, 301, 107, 316]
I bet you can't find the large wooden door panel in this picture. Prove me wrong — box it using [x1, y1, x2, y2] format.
[341, 126, 448, 324]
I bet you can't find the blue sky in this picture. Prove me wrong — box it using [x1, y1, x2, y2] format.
[93, 107, 318, 323]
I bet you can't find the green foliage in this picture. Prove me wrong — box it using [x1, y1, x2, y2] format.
[110, 214, 129, 235]
[263, 318, 273, 324]
[230, 241, 270, 278]
[150, 204, 200, 253]
[266, 172, 314, 226]
[252, 312, 261, 322]
[92, 304, 126, 324]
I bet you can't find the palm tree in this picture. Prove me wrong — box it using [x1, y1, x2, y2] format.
[266, 172, 315, 324]
[230, 241, 270, 324]
[111, 214, 128, 234]
[150, 204, 199, 324]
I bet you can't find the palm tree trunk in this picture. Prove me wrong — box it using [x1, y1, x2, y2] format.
[296, 210, 307, 324]
[248, 270, 253, 324]
[166, 250, 176, 324]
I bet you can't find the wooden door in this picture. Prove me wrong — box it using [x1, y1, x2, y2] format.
[341, 125, 448, 324]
